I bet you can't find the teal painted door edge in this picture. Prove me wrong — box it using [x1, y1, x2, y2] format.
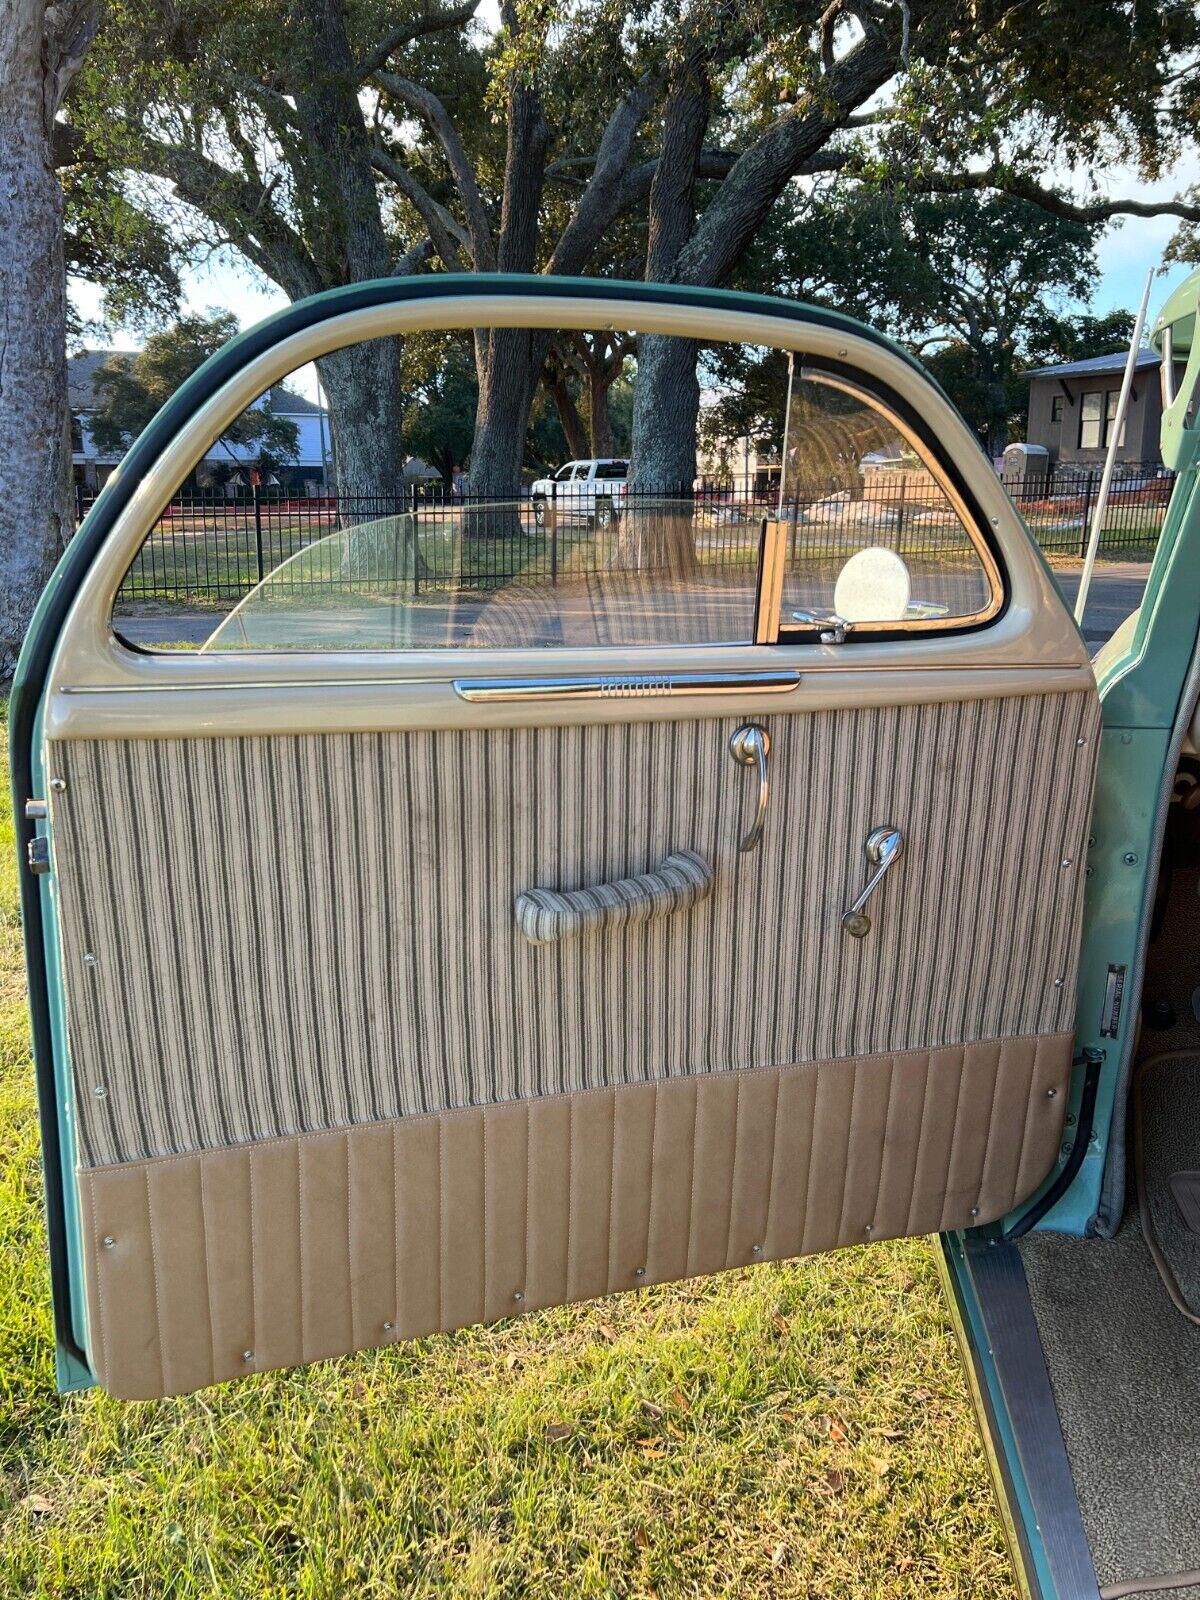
[1010, 265, 1200, 1237]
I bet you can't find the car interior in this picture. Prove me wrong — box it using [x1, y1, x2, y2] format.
[1018, 727, 1200, 1600]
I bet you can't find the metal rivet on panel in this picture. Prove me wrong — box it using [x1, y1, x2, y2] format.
[83, 953, 97, 967]
[1047, 1087, 1058, 1098]
[1053, 977, 1064, 988]
[634, 1267, 646, 1278]
[49, 777, 67, 793]
[970, 1208, 980, 1219]
[1060, 859, 1072, 869]
[102, 1235, 115, 1248]
[383, 1321, 394, 1332]
[242, 1350, 254, 1362]
[751, 1244, 763, 1256]
[864, 1224, 875, 1237]
[512, 1292, 524, 1303]
[93, 1085, 106, 1098]
[1123, 852, 1139, 865]
[1076, 736, 1087, 747]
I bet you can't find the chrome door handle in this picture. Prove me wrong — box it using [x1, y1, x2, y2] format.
[842, 825, 904, 937]
[729, 724, 771, 852]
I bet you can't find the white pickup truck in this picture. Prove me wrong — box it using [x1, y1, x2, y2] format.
[530, 458, 628, 529]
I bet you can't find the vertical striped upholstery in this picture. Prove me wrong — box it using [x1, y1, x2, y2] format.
[49, 690, 1098, 1397]
[53, 694, 1096, 1169]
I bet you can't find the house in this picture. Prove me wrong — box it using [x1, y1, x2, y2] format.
[68, 350, 333, 494]
[1023, 350, 1183, 469]
[68, 349, 135, 490]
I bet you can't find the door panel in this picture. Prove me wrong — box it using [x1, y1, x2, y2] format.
[82, 1037, 1070, 1400]
[52, 691, 1097, 1399]
[17, 279, 1101, 1399]
[56, 694, 1095, 1170]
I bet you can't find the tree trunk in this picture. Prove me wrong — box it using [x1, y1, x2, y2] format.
[621, 63, 710, 574]
[589, 363, 614, 458]
[466, 327, 547, 535]
[618, 334, 700, 573]
[292, 0, 407, 506]
[0, 3, 79, 677]
[547, 367, 590, 460]
[316, 340, 406, 503]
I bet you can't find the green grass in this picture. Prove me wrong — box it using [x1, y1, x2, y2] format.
[0, 713, 1014, 1599]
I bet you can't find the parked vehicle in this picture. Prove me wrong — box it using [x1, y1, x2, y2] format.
[529, 457, 627, 528]
[12, 269, 1200, 1600]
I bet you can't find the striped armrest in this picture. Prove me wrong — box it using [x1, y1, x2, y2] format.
[514, 849, 714, 946]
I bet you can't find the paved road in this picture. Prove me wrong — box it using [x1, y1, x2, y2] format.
[1049, 563, 1151, 652]
[115, 563, 1155, 656]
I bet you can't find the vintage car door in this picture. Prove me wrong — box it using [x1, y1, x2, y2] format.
[13, 276, 1099, 1400]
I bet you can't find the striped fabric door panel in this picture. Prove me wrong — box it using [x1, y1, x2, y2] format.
[48, 690, 1099, 1396]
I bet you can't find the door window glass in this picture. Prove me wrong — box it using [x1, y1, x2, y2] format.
[777, 367, 997, 632]
[106, 328, 1002, 652]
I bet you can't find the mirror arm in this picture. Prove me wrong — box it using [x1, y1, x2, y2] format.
[790, 610, 853, 644]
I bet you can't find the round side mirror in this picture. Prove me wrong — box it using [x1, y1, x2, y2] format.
[833, 546, 912, 623]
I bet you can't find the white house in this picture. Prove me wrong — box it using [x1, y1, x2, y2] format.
[69, 350, 332, 494]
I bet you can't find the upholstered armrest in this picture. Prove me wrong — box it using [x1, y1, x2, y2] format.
[514, 849, 714, 946]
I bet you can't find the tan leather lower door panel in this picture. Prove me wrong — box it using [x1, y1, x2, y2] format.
[82, 1035, 1070, 1400]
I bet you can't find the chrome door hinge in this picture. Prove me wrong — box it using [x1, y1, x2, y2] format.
[24, 798, 47, 820]
[27, 836, 51, 875]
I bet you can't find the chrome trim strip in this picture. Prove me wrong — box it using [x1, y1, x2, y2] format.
[452, 670, 803, 702]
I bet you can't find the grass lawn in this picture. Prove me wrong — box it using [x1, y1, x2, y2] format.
[0, 711, 1014, 1599]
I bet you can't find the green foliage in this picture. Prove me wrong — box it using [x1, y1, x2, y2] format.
[86, 313, 299, 467]
[62, 166, 181, 334]
[1024, 309, 1138, 369]
[400, 336, 478, 480]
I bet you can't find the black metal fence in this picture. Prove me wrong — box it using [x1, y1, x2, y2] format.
[80, 462, 1175, 611]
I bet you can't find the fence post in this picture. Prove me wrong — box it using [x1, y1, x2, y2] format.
[1079, 471, 1094, 559]
[253, 485, 265, 584]
[550, 484, 559, 586]
[550, 479, 558, 585]
[409, 481, 420, 597]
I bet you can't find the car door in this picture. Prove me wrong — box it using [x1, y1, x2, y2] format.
[13, 277, 1098, 1401]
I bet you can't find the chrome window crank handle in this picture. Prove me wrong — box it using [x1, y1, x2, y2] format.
[842, 826, 904, 937]
[729, 724, 771, 853]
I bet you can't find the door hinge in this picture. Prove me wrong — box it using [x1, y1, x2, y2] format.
[24, 798, 47, 820]
[27, 837, 51, 876]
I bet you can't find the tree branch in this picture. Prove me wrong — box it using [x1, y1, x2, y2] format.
[133, 134, 322, 298]
[547, 70, 663, 276]
[44, 0, 100, 120]
[915, 167, 1200, 226]
[673, 22, 907, 288]
[356, 0, 481, 81]
[369, 144, 470, 270]
[374, 70, 495, 268]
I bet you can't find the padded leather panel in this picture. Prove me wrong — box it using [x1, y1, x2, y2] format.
[53, 694, 1098, 1167]
[81, 1032, 1072, 1400]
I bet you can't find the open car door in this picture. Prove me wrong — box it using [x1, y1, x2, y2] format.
[13, 277, 1099, 1400]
